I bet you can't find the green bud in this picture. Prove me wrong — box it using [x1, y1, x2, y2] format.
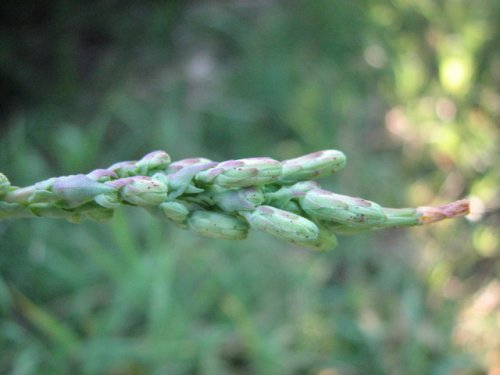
[107, 161, 137, 177]
[107, 177, 168, 206]
[94, 192, 121, 208]
[187, 211, 248, 240]
[87, 169, 118, 182]
[212, 187, 264, 212]
[151, 172, 169, 185]
[167, 158, 213, 174]
[0, 173, 10, 198]
[293, 226, 338, 251]
[25, 179, 59, 205]
[324, 205, 463, 234]
[135, 150, 171, 174]
[159, 201, 190, 227]
[264, 181, 320, 208]
[240, 205, 319, 243]
[166, 161, 217, 199]
[301, 189, 386, 226]
[279, 150, 346, 183]
[195, 158, 282, 188]
[31, 177, 58, 203]
[51, 175, 117, 208]
[281, 200, 303, 215]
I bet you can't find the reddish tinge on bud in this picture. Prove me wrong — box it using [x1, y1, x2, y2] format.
[417, 199, 470, 224]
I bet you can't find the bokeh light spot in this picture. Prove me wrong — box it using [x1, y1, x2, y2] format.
[440, 56, 473, 95]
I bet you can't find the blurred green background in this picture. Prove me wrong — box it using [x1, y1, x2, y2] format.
[0, 1, 499, 374]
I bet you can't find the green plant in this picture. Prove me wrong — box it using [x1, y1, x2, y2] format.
[0, 149, 469, 251]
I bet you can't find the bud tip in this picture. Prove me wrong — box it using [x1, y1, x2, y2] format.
[417, 199, 470, 224]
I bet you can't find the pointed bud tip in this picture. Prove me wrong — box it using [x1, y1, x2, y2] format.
[137, 150, 171, 170]
[167, 158, 214, 173]
[417, 199, 470, 224]
[0, 173, 10, 196]
[87, 169, 118, 181]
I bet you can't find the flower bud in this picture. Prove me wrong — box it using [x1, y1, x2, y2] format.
[240, 205, 319, 243]
[94, 192, 121, 208]
[87, 169, 118, 182]
[279, 150, 346, 183]
[265, 181, 320, 208]
[167, 158, 213, 174]
[301, 189, 386, 226]
[0, 173, 10, 198]
[107, 161, 137, 177]
[212, 187, 264, 212]
[281, 200, 302, 215]
[107, 177, 168, 206]
[51, 174, 117, 208]
[166, 161, 218, 199]
[293, 226, 338, 251]
[187, 211, 248, 240]
[159, 201, 190, 227]
[135, 150, 171, 174]
[417, 199, 470, 224]
[196, 158, 282, 188]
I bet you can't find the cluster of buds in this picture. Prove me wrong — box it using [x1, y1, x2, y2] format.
[0, 150, 469, 250]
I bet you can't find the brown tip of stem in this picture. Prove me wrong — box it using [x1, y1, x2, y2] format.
[417, 199, 470, 224]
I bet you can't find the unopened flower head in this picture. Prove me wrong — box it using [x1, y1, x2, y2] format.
[196, 158, 282, 188]
[166, 161, 218, 199]
[302, 189, 386, 226]
[51, 174, 117, 208]
[159, 201, 191, 226]
[0, 173, 10, 198]
[279, 150, 346, 183]
[293, 226, 338, 251]
[265, 181, 320, 208]
[241, 205, 319, 243]
[93, 192, 121, 209]
[87, 169, 118, 182]
[187, 210, 249, 240]
[135, 150, 171, 174]
[107, 176, 168, 206]
[417, 199, 470, 224]
[107, 160, 138, 177]
[212, 187, 265, 212]
[167, 158, 213, 174]
[281, 200, 302, 215]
